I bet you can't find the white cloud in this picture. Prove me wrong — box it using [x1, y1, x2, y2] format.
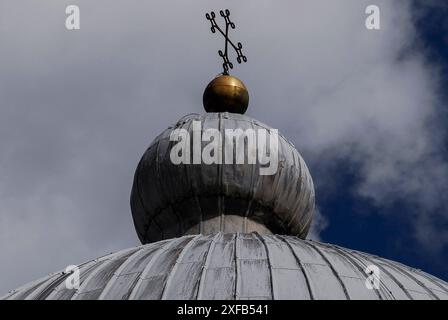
[307, 208, 329, 242]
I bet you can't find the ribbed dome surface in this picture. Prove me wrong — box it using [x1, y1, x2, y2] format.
[3, 233, 447, 300]
[131, 113, 315, 243]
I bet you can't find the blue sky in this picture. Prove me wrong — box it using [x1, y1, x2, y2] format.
[315, 1, 448, 281]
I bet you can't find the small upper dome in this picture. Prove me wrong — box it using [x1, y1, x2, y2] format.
[203, 75, 249, 114]
[130, 113, 315, 244]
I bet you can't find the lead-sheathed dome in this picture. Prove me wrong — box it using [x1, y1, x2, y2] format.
[130, 113, 315, 244]
[2, 233, 447, 300]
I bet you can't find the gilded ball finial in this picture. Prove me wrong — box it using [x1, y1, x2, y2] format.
[203, 75, 249, 114]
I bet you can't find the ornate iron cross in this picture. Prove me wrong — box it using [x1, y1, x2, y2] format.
[206, 9, 247, 75]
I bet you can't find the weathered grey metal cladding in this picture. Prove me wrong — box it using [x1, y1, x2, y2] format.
[3, 233, 447, 300]
[131, 113, 315, 244]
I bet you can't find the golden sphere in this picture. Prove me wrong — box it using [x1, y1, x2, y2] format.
[203, 75, 249, 114]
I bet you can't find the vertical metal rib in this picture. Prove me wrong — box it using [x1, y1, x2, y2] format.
[21, 274, 62, 300]
[233, 232, 239, 299]
[283, 144, 299, 231]
[34, 273, 73, 300]
[128, 237, 187, 300]
[296, 178, 312, 236]
[290, 152, 303, 217]
[196, 195, 204, 234]
[135, 155, 164, 240]
[353, 250, 413, 300]
[196, 233, 222, 299]
[415, 272, 448, 294]
[243, 119, 257, 232]
[98, 246, 147, 300]
[70, 248, 138, 300]
[316, 242, 385, 300]
[184, 117, 200, 234]
[292, 158, 311, 237]
[218, 113, 224, 231]
[158, 129, 184, 237]
[2, 273, 55, 300]
[68, 260, 109, 300]
[41, 257, 106, 300]
[45, 259, 107, 300]
[369, 255, 439, 300]
[153, 139, 166, 239]
[336, 245, 394, 300]
[277, 235, 314, 300]
[161, 234, 202, 299]
[383, 258, 448, 294]
[254, 232, 274, 300]
[18, 273, 64, 300]
[305, 241, 350, 300]
[270, 136, 283, 220]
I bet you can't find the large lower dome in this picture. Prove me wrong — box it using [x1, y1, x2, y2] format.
[2, 233, 447, 300]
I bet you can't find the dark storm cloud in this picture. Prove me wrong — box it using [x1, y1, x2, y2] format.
[0, 0, 446, 293]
